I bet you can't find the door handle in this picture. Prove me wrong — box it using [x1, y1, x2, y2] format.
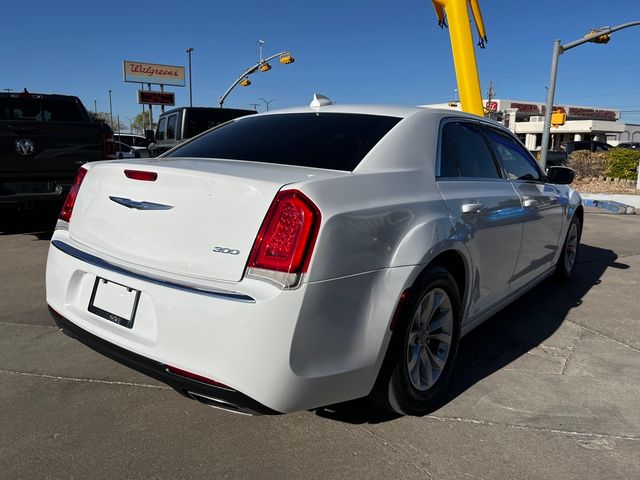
[461, 202, 484, 214]
[523, 198, 537, 208]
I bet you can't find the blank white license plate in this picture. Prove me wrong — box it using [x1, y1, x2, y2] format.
[88, 277, 140, 328]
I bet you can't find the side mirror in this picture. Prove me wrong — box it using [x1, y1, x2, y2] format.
[547, 166, 575, 185]
[145, 129, 155, 143]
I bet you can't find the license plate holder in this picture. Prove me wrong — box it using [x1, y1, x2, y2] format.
[88, 277, 140, 329]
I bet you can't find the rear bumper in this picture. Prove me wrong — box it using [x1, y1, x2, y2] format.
[46, 231, 410, 413]
[48, 306, 276, 415]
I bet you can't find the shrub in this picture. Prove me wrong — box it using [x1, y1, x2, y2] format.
[605, 148, 640, 181]
[568, 151, 608, 179]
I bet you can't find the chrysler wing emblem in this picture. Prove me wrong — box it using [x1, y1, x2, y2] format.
[15, 139, 35, 156]
[109, 196, 174, 210]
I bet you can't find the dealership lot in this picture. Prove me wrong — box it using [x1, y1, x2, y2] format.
[1, 210, 639, 479]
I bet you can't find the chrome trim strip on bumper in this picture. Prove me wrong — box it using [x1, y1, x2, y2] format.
[51, 240, 256, 303]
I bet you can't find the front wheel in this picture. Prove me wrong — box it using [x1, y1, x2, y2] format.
[373, 266, 461, 416]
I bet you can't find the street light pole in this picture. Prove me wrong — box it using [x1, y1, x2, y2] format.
[94, 99, 97, 114]
[219, 50, 294, 108]
[540, 20, 640, 171]
[108, 90, 113, 129]
[259, 98, 277, 111]
[186, 48, 194, 107]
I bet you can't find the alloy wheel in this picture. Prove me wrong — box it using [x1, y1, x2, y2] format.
[406, 288, 453, 391]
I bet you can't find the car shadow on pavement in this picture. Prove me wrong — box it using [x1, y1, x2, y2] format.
[0, 209, 57, 239]
[315, 243, 629, 425]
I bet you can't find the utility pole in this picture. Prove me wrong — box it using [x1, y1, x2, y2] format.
[186, 47, 194, 107]
[108, 90, 113, 129]
[147, 83, 153, 128]
[93, 99, 97, 114]
[486, 80, 495, 105]
[140, 83, 146, 132]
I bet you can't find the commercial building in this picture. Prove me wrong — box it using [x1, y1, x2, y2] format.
[425, 99, 640, 150]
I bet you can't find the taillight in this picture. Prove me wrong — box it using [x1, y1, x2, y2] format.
[246, 190, 321, 289]
[59, 167, 88, 223]
[124, 169, 157, 181]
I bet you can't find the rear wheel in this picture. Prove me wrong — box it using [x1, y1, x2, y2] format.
[373, 266, 461, 416]
[555, 215, 581, 281]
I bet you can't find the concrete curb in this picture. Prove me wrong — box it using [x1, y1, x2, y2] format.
[581, 193, 638, 214]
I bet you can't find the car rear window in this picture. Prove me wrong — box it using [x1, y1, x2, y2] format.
[0, 96, 85, 122]
[167, 113, 401, 171]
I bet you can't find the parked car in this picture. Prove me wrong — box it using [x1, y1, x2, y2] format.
[113, 133, 151, 157]
[46, 98, 582, 415]
[560, 140, 612, 154]
[149, 107, 255, 156]
[113, 133, 149, 148]
[615, 142, 640, 150]
[530, 149, 568, 167]
[106, 140, 150, 159]
[0, 91, 113, 210]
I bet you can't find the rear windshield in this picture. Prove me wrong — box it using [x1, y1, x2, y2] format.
[0, 96, 85, 122]
[167, 113, 401, 171]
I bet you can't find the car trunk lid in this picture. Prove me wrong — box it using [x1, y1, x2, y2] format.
[69, 158, 344, 283]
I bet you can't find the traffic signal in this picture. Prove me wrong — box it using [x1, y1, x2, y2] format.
[551, 110, 566, 127]
[259, 62, 272, 72]
[279, 53, 295, 65]
[587, 28, 611, 44]
[239, 77, 251, 87]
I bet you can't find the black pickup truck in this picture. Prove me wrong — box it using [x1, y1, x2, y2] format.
[0, 91, 113, 211]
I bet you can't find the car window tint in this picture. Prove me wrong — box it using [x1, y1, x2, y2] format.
[156, 117, 166, 141]
[441, 122, 500, 178]
[166, 114, 177, 140]
[438, 135, 461, 177]
[168, 113, 401, 171]
[485, 127, 542, 181]
[0, 97, 84, 122]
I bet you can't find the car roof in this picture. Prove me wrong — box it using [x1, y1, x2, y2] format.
[243, 103, 489, 123]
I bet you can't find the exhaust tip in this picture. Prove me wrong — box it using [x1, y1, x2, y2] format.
[187, 391, 253, 416]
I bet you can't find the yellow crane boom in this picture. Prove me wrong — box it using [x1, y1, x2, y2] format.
[431, 0, 488, 116]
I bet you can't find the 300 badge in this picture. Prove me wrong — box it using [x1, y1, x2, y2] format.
[212, 246, 240, 255]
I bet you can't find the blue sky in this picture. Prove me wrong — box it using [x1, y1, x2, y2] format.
[2, 0, 640, 125]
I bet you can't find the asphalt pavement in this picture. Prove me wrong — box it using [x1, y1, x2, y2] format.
[1, 209, 639, 479]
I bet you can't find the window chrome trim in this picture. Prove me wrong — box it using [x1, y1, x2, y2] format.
[51, 240, 255, 303]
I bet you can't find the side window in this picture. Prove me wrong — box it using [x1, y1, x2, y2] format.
[156, 117, 166, 141]
[485, 127, 542, 181]
[438, 122, 500, 179]
[166, 114, 177, 140]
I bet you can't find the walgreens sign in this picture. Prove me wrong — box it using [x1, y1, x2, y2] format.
[123, 61, 185, 87]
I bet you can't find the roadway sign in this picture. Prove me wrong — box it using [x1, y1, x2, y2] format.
[137, 90, 175, 106]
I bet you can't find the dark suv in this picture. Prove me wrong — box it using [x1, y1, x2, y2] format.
[560, 140, 612, 154]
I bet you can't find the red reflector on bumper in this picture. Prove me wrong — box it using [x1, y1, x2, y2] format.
[124, 170, 157, 181]
[165, 365, 230, 389]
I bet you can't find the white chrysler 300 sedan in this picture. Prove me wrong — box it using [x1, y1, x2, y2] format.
[46, 98, 582, 415]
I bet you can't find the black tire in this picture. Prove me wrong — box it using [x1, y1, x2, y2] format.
[372, 266, 461, 416]
[554, 215, 581, 281]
